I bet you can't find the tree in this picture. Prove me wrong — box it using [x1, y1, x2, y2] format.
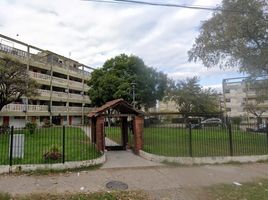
[244, 102, 265, 127]
[166, 77, 220, 114]
[188, 0, 268, 77]
[88, 54, 168, 109]
[0, 57, 39, 111]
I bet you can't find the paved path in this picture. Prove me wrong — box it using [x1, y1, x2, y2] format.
[101, 150, 163, 169]
[0, 162, 268, 199]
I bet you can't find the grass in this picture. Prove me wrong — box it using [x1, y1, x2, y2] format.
[0, 191, 150, 200]
[205, 179, 268, 200]
[105, 126, 134, 147]
[0, 127, 101, 165]
[106, 126, 268, 157]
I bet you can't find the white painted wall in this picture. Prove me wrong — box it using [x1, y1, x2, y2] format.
[9, 117, 26, 128]
[72, 117, 81, 125]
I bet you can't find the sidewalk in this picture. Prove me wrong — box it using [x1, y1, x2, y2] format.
[0, 161, 268, 199]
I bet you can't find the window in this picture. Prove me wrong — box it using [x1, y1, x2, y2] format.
[225, 98, 231, 102]
[225, 89, 230, 93]
[226, 108, 231, 112]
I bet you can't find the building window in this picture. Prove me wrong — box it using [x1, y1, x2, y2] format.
[225, 98, 231, 102]
[225, 89, 230, 93]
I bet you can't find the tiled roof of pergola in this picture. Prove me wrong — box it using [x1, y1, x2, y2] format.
[88, 99, 144, 118]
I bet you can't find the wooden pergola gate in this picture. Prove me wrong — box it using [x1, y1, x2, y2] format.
[88, 99, 144, 154]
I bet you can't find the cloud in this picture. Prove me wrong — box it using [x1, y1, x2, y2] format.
[0, 0, 240, 86]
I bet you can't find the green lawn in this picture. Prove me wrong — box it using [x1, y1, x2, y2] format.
[143, 126, 268, 157]
[105, 126, 134, 147]
[206, 179, 268, 200]
[0, 191, 150, 200]
[106, 126, 268, 157]
[0, 127, 101, 165]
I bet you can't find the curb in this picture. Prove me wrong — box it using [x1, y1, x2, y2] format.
[0, 154, 106, 174]
[139, 150, 268, 165]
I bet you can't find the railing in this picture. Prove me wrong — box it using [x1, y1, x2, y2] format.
[2, 104, 92, 113]
[37, 89, 51, 97]
[51, 106, 67, 112]
[29, 71, 50, 81]
[0, 43, 91, 78]
[69, 93, 83, 100]
[52, 91, 68, 99]
[142, 114, 268, 157]
[69, 80, 83, 88]
[52, 76, 68, 87]
[0, 43, 29, 59]
[0, 126, 102, 166]
[1, 104, 48, 112]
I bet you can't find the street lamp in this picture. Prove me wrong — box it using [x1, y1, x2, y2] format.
[131, 82, 136, 108]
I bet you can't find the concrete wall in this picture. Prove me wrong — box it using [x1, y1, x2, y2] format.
[72, 116, 81, 125]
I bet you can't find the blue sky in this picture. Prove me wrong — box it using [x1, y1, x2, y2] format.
[0, 0, 244, 92]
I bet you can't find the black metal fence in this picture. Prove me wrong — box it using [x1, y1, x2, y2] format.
[0, 125, 102, 166]
[143, 114, 268, 157]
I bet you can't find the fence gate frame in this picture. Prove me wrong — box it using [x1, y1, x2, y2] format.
[88, 99, 144, 154]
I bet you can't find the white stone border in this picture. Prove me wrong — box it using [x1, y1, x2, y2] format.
[140, 150, 268, 165]
[0, 154, 106, 174]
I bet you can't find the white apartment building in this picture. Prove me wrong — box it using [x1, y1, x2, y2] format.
[222, 77, 268, 120]
[0, 34, 93, 128]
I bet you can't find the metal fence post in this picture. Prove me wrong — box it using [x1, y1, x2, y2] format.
[62, 125, 65, 164]
[189, 122, 193, 157]
[228, 123, 233, 156]
[266, 122, 268, 153]
[9, 126, 14, 166]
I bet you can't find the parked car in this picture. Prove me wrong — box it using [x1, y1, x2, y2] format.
[253, 124, 267, 133]
[201, 118, 222, 127]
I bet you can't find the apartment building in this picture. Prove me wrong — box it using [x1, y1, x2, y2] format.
[222, 77, 268, 120]
[0, 34, 93, 128]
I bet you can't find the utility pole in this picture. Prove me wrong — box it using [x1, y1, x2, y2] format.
[131, 82, 136, 108]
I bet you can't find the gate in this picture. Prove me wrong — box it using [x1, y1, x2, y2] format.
[104, 116, 135, 151]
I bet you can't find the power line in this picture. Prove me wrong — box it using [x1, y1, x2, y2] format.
[82, 0, 247, 14]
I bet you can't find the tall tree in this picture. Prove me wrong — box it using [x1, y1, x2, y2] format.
[88, 54, 168, 109]
[0, 57, 39, 111]
[188, 0, 268, 77]
[166, 77, 220, 114]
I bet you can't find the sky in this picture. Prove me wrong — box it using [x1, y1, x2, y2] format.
[0, 0, 245, 92]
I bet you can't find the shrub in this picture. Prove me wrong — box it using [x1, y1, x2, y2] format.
[25, 122, 37, 134]
[43, 145, 62, 161]
[231, 116, 243, 125]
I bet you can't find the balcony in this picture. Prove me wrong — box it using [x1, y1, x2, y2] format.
[69, 80, 84, 90]
[52, 76, 68, 87]
[0, 43, 91, 79]
[0, 43, 28, 60]
[1, 104, 92, 116]
[1, 104, 49, 114]
[29, 71, 50, 85]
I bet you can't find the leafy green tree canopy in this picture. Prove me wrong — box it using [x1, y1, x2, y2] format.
[166, 77, 220, 114]
[88, 54, 168, 108]
[0, 57, 39, 111]
[188, 0, 268, 76]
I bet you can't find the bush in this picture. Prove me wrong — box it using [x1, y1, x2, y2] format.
[42, 119, 52, 128]
[0, 125, 10, 134]
[25, 122, 37, 134]
[43, 145, 62, 161]
[0, 192, 11, 200]
[231, 116, 243, 125]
